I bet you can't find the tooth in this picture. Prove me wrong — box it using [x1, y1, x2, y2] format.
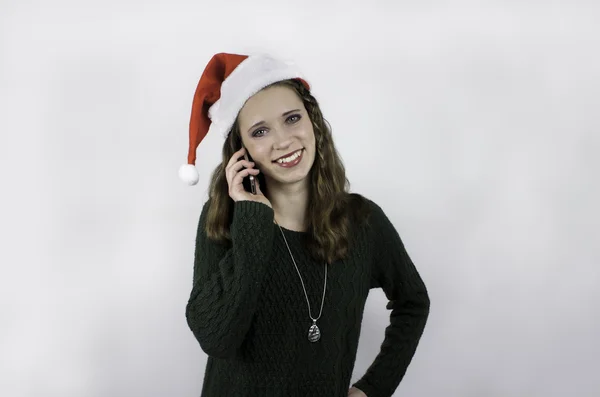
[277, 150, 301, 164]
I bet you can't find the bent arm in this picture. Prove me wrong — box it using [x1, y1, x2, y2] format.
[353, 201, 430, 397]
[185, 200, 275, 358]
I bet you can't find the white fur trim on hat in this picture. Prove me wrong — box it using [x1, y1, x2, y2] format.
[179, 164, 199, 186]
[207, 54, 307, 138]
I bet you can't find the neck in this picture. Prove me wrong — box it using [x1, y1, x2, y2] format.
[266, 179, 310, 231]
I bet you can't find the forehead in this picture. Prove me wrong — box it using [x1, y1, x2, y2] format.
[238, 85, 303, 124]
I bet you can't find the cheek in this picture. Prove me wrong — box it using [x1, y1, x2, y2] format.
[252, 147, 270, 165]
[299, 121, 315, 140]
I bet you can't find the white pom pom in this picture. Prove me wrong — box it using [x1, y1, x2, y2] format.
[179, 164, 199, 186]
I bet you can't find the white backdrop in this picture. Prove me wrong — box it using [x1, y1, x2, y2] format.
[1, 1, 599, 396]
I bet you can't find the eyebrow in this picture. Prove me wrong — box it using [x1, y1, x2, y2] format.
[247, 109, 301, 133]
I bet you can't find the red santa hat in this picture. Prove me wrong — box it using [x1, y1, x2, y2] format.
[179, 52, 311, 185]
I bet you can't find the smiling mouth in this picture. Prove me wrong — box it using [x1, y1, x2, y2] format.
[272, 149, 303, 163]
[272, 149, 304, 167]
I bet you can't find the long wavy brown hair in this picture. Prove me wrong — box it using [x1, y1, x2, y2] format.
[203, 79, 372, 264]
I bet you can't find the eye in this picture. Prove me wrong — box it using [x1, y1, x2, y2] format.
[251, 115, 301, 137]
[286, 114, 301, 123]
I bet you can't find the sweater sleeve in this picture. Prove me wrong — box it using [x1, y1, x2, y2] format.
[185, 199, 276, 358]
[352, 201, 430, 397]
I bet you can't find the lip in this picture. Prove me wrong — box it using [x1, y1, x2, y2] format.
[272, 149, 303, 162]
[274, 149, 303, 168]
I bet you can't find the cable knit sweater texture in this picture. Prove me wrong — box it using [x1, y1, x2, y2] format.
[185, 198, 430, 397]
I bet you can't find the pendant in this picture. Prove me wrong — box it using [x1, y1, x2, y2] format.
[308, 320, 321, 342]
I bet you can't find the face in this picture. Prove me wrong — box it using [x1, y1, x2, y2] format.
[237, 84, 316, 191]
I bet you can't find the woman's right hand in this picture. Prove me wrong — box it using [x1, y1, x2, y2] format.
[226, 147, 272, 208]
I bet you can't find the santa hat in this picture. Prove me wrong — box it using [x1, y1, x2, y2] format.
[178, 52, 311, 185]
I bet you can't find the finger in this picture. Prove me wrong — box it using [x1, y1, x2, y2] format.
[233, 168, 259, 187]
[227, 160, 254, 183]
[234, 160, 255, 171]
[226, 158, 254, 185]
[226, 158, 255, 171]
[226, 147, 246, 170]
[236, 169, 259, 191]
[231, 168, 249, 189]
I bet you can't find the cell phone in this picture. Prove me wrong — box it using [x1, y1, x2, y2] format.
[242, 146, 257, 195]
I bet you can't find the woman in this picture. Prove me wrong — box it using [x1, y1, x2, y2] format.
[180, 52, 430, 397]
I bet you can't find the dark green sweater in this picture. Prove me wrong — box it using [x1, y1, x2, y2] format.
[186, 198, 430, 397]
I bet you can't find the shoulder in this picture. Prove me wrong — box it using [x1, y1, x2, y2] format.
[342, 193, 390, 230]
[348, 194, 402, 239]
[345, 192, 384, 216]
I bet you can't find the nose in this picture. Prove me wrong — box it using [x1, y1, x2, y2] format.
[271, 126, 293, 150]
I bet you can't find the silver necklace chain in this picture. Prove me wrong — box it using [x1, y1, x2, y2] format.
[275, 220, 327, 342]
